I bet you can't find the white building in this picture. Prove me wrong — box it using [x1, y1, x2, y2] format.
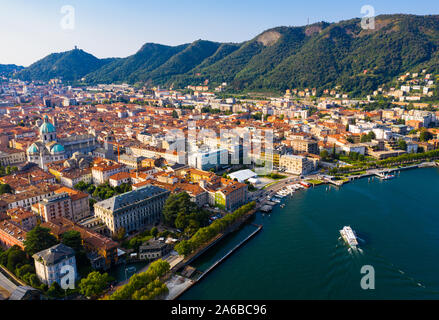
[33, 244, 77, 287]
[188, 149, 228, 171]
[228, 169, 258, 183]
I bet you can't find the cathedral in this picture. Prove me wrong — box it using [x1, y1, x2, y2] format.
[27, 115, 98, 170]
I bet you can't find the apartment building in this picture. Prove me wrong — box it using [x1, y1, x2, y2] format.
[92, 162, 128, 185]
[118, 154, 144, 170]
[0, 148, 26, 166]
[0, 184, 58, 211]
[54, 187, 90, 222]
[289, 139, 319, 155]
[211, 179, 249, 212]
[32, 192, 73, 222]
[0, 220, 27, 249]
[6, 207, 38, 231]
[279, 154, 319, 175]
[60, 168, 92, 188]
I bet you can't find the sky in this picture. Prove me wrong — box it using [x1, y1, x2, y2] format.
[1, 0, 438, 66]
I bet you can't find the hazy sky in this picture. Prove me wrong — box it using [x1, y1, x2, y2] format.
[1, 0, 438, 66]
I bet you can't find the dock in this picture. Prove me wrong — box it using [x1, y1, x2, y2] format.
[325, 179, 347, 186]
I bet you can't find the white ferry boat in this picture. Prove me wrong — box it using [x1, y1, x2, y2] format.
[339, 226, 359, 248]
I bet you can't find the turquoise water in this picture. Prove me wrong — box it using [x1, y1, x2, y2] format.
[181, 167, 439, 299]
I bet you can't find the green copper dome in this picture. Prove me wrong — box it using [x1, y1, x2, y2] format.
[27, 144, 39, 154]
[51, 144, 65, 153]
[39, 115, 56, 134]
[39, 122, 56, 134]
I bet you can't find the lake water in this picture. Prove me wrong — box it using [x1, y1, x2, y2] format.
[181, 167, 439, 299]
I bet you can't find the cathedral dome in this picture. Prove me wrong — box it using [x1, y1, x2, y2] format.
[51, 144, 65, 153]
[39, 122, 56, 134]
[27, 144, 39, 154]
[39, 115, 56, 134]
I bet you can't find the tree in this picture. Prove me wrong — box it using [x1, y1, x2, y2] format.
[61, 231, 83, 253]
[24, 226, 59, 256]
[15, 264, 34, 278]
[74, 181, 88, 191]
[46, 281, 64, 299]
[109, 259, 170, 300]
[320, 150, 329, 161]
[172, 110, 179, 118]
[3, 246, 28, 272]
[420, 130, 433, 142]
[361, 131, 376, 143]
[162, 192, 209, 235]
[78, 271, 112, 299]
[174, 202, 255, 256]
[0, 183, 12, 195]
[150, 227, 158, 238]
[397, 139, 407, 151]
[62, 231, 91, 277]
[367, 131, 376, 140]
[5, 166, 18, 175]
[89, 198, 97, 210]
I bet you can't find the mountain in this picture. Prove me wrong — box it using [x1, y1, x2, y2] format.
[85, 40, 225, 86]
[84, 43, 189, 84]
[15, 48, 116, 82]
[0, 64, 24, 76]
[14, 14, 439, 96]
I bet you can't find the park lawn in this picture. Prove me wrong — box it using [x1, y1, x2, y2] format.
[259, 173, 287, 180]
[306, 179, 324, 185]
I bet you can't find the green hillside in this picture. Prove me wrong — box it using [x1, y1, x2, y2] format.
[14, 14, 439, 96]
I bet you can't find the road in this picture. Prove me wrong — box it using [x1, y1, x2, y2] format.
[0, 268, 17, 299]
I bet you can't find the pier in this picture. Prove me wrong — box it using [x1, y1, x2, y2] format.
[196, 224, 263, 282]
[170, 223, 263, 300]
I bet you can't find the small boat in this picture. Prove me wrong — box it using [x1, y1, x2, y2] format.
[381, 174, 395, 180]
[271, 197, 281, 203]
[300, 181, 312, 188]
[339, 226, 359, 248]
[275, 193, 286, 198]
